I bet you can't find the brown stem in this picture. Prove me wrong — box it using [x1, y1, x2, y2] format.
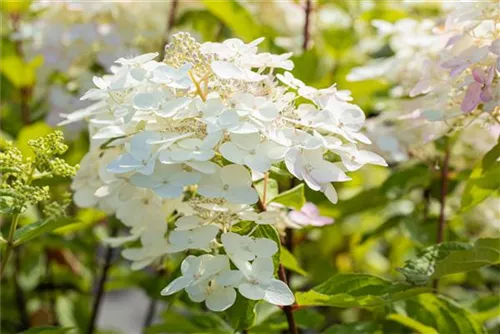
[302, 0, 312, 51]
[254, 194, 297, 334]
[262, 173, 269, 205]
[160, 0, 179, 59]
[88, 224, 118, 334]
[14, 248, 29, 330]
[143, 268, 167, 329]
[433, 148, 450, 291]
[284, 228, 294, 283]
[278, 264, 298, 334]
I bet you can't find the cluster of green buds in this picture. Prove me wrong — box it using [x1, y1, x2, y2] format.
[0, 131, 79, 215]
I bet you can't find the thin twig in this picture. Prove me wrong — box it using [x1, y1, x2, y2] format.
[45, 249, 58, 325]
[88, 223, 118, 334]
[278, 264, 298, 334]
[302, 0, 312, 51]
[1, 214, 21, 278]
[143, 268, 167, 329]
[284, 228, 294, 283]
[254, 194, 297, 334]
[14, 248, 29, 331]
[160, 0, 179, 59]
[262, 173, 269, 205]
[433, 147, 450, 291]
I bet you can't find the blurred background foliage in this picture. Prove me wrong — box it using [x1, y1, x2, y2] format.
[1, 1, 499, 333]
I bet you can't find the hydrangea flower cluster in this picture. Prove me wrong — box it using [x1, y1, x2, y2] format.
[349, 2, 500, 163]
[18, 1, 188, 129]
[67, 32, 385, 311]
[410, 2, 499, 115]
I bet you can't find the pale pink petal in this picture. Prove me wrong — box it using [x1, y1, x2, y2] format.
[461, 82, 482, 113]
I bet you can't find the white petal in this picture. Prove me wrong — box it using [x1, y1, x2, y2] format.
[211, 61, 243, 80]
[226, 187, 258, 204]
[323, 183, 338, 204]
[74, 187, 98, 207]
[221, 164, 251, 187]
[186, 283, 208, 302]
[244, 154, 271, 173]
[216, 270, 244, 286]
[238, 282, 266, 300]
[161, 276, 193, 296]
[252, 239, 278, 258]
[92, 126, 126, 140]
[154, 183, 184, 198]
[187, 161, 218, 174]
[264, 279, 294, 305]
[206, 287, 236, 312]
[220, 142, 247, 164]
[230, 133, 260, 151]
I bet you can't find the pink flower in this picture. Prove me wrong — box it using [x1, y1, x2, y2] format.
[288, 202, 334, 227]
[461, 67, 494, 113]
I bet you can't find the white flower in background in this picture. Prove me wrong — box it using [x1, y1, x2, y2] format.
[67, 32, 383, 310]
[347, 2, 499, 163]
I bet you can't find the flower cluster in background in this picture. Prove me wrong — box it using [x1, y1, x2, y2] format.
[67, 32, 385, 311]
[348, 1, 500, 164]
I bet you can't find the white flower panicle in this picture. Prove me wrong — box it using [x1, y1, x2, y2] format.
[68, 32, 385, 311]
[348, 2, 500, 163]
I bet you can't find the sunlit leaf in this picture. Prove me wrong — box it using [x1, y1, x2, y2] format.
[14, 217, 78, 246]
[269, 183, 305, 210]
[295, 273, 430, 308]
[386, 313, 438, 334]
[280, 247, 307, 276]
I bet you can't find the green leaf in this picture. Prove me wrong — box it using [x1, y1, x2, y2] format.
[280, 247, 307, 276]
[254, 177, 279, 203]
[398, 241, 471, 285]
[471, 296, 500, 323]
[360, 215, 405, 244]
[461, 162, 500, 212]
[482, 140, 500, 171]
[404, 294, 486, 334]
[269, 183, 305, 210]
[147, 311, 232, 334]
[224, 294, 257, 331]
[381, 164, 432, 199]
[386, 314, 438, 334]
[295, 273, 430, 308]
[14, 217, 78, 246]
[19, 327, 73, 334]
[322, 322, 382, 334]
[252, 308, 325, 332]
[1, 0, 32, 14]
[1, 55, 43, 88]
[202, 0, 261, 41]
[399, 239, 500, 284]
[431, 238, 500, 279]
